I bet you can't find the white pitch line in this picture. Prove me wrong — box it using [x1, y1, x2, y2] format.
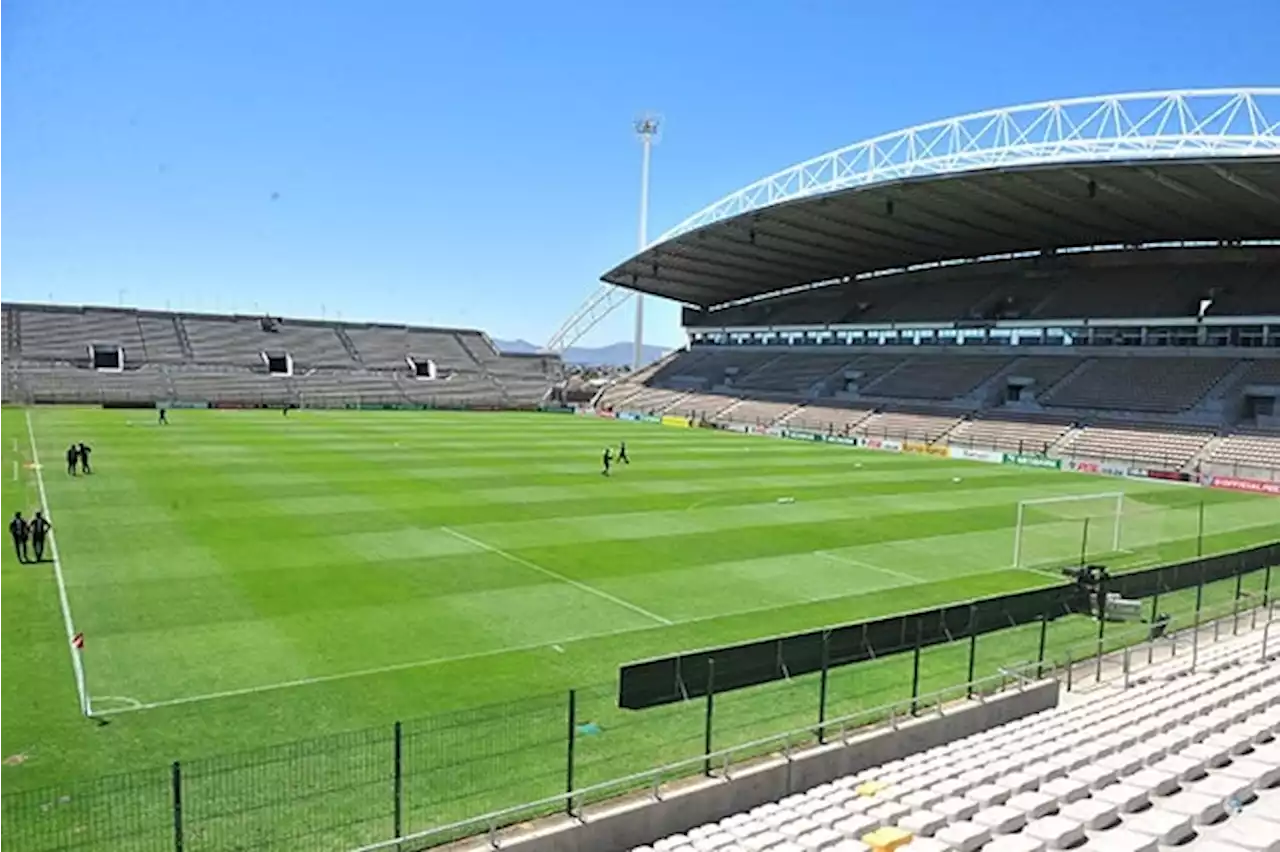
[440, 526, 672, 625]
[25, 410, 92, 717]
[90, 557, 1028, 717]
[813, 550, 923, 583]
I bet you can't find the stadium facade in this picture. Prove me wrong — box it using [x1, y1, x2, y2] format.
[589, 88, 1280, 485]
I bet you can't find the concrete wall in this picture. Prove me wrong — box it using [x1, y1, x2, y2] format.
[469, 680, 1059, 852]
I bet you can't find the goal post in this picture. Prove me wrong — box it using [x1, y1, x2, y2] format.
[1013, 492, 1125, 570]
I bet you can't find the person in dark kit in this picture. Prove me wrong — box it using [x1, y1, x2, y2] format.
[158, 407, 169, 425]
[618, 441, 629, 464]
[9, 512, 30, 563]
[30, 511, 51, 563]
[601, 447, 612, 476]
[66, 445, 79, 477]
[78, 443, 93, 474]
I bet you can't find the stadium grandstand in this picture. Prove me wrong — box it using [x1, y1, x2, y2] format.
[0, 303, 564, 409]
[579, 89, 1280, 485]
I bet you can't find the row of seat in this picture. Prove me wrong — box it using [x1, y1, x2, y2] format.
[652, 349, 1271, 414]
[634, 628, 1279, 852]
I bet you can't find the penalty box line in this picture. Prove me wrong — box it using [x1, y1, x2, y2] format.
[439, 526, 672, 626]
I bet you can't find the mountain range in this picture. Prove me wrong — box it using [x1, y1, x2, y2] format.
[494, 339, 669, 366]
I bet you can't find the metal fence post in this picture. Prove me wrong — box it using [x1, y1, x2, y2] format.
[171, 761, 184, 852]
[393, 722, 403, 839]
[1148, 586, 1161, 665]
[966, 633, 977, 698]
[1265, 564, 1273, 609]
[1037, 610, 1049, 679]
[910, 622, 922, 716]
[703, 660, 716, 778]
[1095, 589, 1107, 684]
[1192, 571, 1205, 673]
[565, 690, 576, 815]
[1234, 568, 1244, 636]
[817, 632, 830, 745]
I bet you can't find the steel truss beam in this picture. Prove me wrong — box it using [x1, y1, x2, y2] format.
[550, 88, 1280, 352]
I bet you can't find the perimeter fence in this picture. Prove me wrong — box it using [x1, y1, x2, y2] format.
[2, 546, 1275, 852]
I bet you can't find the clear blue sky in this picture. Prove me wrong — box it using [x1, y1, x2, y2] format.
[4, 0, 1278, 349]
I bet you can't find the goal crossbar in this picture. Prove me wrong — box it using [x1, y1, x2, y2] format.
[1013, 491, 1125, 569]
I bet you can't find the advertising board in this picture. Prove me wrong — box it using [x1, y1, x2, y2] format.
[948, 447, 1004, 464]
[1208, 476, 1280, 495]
[1002, 453, 1062, 470]
[660, 415, 692, 428]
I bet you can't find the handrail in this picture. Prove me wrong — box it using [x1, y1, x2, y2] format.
[347, 667, 1052, 852]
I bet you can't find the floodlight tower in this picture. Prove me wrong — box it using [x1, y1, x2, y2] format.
[633, 115, 660, 371]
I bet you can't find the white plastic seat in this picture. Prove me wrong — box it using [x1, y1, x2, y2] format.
[1122, 808, 1195, 844]
[984, 835, 1046, 852]
[934, 820, 991, 852]
[1060, 796, 1120, 830]
[972, 804, 1027, 834]
[934, 796, 980, 823]
[1078, 827, 1157, 852]
[1024, 814, 1087, 849]
[1155, 788, 1225, 823]
[1093, 783, 1150, 813]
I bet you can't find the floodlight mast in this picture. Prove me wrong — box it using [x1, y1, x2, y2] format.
[634, 116, 659, 371]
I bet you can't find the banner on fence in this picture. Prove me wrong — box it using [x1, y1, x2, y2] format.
[1002, 453, 1061, 470]
[826, 436, 858, 446]
[949, 447, 1004, 464]
[781, 429, 825, 442]
[1067, 460, 1132, 478]
[102, 401, 158, 410]
[537, 404, 575, 414]
[904, 442, 949, 457]
[1145, 469, 1191, 483]
[1207, 475, 1280, 495]
[616, 412, 643, 422]
[595, 410, 617, 419]
[660, 415, 693, 428]
[157, 400, 210, 410]
[947, 445, 1003, 465]
[862, 437, 903, 452]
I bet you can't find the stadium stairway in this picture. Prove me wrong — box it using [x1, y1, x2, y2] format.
[629, 626, 1280, 852]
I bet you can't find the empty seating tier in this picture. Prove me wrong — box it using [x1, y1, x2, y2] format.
[866, 356, 1011, 401]
[947, 415, 1073, 455]
[1042, 359, 1235, 413]
[1059, 425, 1212, 469]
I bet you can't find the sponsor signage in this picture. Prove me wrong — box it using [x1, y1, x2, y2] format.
[827, 436, 859, 446]
[782, 429, 824, 442]
[1002, 453, 1062, 470]
[595, 410, 618, 419]
[861, 437, 903, 452]
[538, 405, 575, 414]
[1209, 476, 1280, 495]
[949, 447, 1004, 464]
[1145, 469, 1190, 483]
[1126, 467, 1149, 479]
[660, 415, 693, 428]
[158, 400, 210, 410]
[639, 414, 661, 423]
[904, 442, 949, 458]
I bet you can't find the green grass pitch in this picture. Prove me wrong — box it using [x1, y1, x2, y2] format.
[2, 406, 1277, 849]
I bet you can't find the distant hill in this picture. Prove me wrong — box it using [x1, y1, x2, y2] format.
[494, 339, 669, 367]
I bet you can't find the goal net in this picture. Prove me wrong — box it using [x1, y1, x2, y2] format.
[1013, 492, 1125, 570]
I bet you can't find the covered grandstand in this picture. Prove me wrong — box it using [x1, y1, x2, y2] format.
[585, 89, 1280, 484]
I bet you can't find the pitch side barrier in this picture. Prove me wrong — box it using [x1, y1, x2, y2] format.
[619, 583, 1086, 709]
[618, 541, 1280, 710]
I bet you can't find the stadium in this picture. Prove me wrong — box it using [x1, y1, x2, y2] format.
[2, 88, 1280, 852]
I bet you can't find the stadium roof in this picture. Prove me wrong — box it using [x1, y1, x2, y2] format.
[601, 89, 1280, 309]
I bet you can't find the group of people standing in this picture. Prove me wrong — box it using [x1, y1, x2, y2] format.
[9, 511, 52, 564]
[66, 443, 92, 476]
